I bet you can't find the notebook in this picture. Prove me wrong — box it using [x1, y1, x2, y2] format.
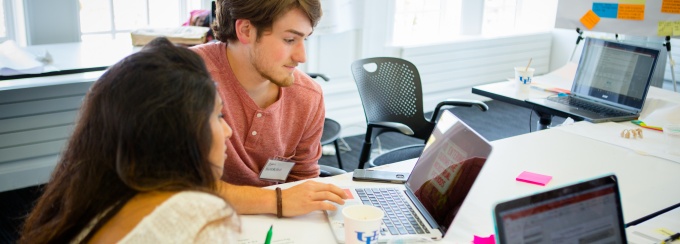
[527, 38, 660, 123]
[493, 174, 627, 244]
[325, 110, 493, 243]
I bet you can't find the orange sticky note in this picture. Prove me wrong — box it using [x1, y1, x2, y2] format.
[580, 10, 601, 30]
[662, 0, 680, 14]
[617, 4, 645, 20]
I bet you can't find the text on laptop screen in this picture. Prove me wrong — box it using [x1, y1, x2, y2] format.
[497, 182, 625, 243]
[572, 38, 659, 109]
[405, 111, 492, 231]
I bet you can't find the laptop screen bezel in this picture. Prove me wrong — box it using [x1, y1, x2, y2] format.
[403, 110, 493, 236]
[571, 38, 660, 113]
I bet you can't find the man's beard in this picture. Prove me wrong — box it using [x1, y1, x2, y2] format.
[251, 48, 296, 87]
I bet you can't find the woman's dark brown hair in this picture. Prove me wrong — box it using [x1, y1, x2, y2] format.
[20, 37, 222, 243]
[212, 0, 322, 42]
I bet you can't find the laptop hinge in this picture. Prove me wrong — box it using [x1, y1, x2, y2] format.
[404, 187, 444, 234]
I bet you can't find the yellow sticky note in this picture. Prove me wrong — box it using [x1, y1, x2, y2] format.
[618, 4, 645, 20]
[662, 0, 680, 13]
[656, 228, 675, 236]
[659, 21, 674, 36]
[580, 10, 601, 30]
[620, 0, 645, 3]
[674, 21, 680, 36]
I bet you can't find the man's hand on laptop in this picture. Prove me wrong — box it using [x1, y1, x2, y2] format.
[282, 181, 348, 217]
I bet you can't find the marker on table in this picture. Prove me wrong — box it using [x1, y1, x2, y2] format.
[265, 225, 273, 244]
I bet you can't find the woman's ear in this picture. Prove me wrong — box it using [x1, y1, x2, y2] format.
[234, 19, 254, 44]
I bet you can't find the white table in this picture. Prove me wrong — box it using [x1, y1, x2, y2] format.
[236, 122, 680, 243]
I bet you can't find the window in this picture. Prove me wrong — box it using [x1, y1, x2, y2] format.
[79, 0, 204, 41]
[392, 0, 558, 46]
[0, 0, 11, 42]
[482, 0, 558, 36]
[392, 0, 462, 46]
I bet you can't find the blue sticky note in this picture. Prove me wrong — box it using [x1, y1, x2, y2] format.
[592, 3, 618, 18]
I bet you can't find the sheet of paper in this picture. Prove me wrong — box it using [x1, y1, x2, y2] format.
[0, 40, 45, 75]
[555, 122, 680, 164]
[626, 207, 680, 243]
[237, 211, 336, 243]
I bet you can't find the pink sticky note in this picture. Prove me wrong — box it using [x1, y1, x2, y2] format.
[516, 171, 552, 186]
[473, 234, 495, 244]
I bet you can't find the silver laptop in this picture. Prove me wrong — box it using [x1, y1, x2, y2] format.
[493, 174, 627, 244]
[326, 110, 493, 243]
[527, 38, 660, 123]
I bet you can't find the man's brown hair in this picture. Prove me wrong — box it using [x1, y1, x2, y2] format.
[212, 0, 322, 42]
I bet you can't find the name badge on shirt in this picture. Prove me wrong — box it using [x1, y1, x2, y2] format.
[259, 158, 295, 183]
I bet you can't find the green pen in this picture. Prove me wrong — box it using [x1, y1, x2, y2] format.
[264, 225, 273, 244]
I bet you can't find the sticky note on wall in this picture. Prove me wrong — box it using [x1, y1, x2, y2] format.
[659, 21, 674, 36]
[617, 4, 645, 20]
[662, 0, 680, 14]
[620, 0, 646, 3]
[580, 10, 601, 30]
[592, 3, 618, 18]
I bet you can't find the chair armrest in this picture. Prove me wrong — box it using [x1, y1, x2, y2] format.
[367, 121, 415, 136]
[431, 99, 488, 121]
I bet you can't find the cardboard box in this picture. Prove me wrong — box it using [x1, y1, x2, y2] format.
[131, 26, 210, 46]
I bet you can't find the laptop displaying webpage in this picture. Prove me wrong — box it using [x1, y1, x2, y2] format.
[497, 183, 624, 244]
[573, 38, 658, 110]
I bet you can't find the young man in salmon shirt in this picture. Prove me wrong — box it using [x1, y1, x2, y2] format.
[191, 0, 347, 217]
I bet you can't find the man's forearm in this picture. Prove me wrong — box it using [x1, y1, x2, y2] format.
[217, 181, 276, 215]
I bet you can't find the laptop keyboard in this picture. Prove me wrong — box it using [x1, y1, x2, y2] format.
[547, 96, 631, 116]
[355, 188, 429, 236]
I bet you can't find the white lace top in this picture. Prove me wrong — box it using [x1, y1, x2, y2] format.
[72, 191, 239, 243]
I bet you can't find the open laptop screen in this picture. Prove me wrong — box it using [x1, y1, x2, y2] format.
[405, 111, 492, 232]
[494, 175, 627, 244]
[572, 38, 659, 110]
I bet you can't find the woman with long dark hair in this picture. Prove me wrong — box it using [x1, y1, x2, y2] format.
[20, 37, 239, 243]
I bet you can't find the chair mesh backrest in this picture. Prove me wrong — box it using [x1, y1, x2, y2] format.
[351, 57, 432, 140]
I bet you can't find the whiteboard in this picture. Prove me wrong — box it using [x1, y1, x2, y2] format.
[555, 0, 680, 37]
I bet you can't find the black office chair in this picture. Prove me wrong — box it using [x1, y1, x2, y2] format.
[307, 73, 346, 177]
[351, 57, 488, 169]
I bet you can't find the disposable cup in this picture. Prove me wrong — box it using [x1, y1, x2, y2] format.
[663, 125, 680, 155]
[343, 205, 384, 244]
[514, 67, 535, 92]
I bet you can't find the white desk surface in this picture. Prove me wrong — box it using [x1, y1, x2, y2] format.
[237, 125, 680, 243]
[1, 39, 139, 89]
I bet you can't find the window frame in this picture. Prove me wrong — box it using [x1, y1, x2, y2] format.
[0, 0, 15, 42]
[79, 0, 205, 40]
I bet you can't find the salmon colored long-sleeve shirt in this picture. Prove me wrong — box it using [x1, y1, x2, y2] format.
[191, 42, 324, 187]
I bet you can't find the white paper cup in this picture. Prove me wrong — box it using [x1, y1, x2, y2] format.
[514, 67, 535, 91]
[343, 205, 384, 244]
[663, 125, 680, 155]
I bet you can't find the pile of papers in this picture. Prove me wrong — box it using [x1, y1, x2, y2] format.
[130, 26, 210, 46]
[0, 40, 45, 76]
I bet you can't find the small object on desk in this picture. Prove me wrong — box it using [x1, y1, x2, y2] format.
[472, 234, 495, 244]
[516, 171, 552, 186]
[530, 83, 571, 94]
[620, 128, 643, 139]
[662, 232, 680, 244]
[631, 120, 664, 131]
[264, 225, 273, 244]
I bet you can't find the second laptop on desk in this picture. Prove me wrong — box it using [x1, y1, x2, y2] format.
[325, 110, 493, 243]
[527, 37, 660, 123]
